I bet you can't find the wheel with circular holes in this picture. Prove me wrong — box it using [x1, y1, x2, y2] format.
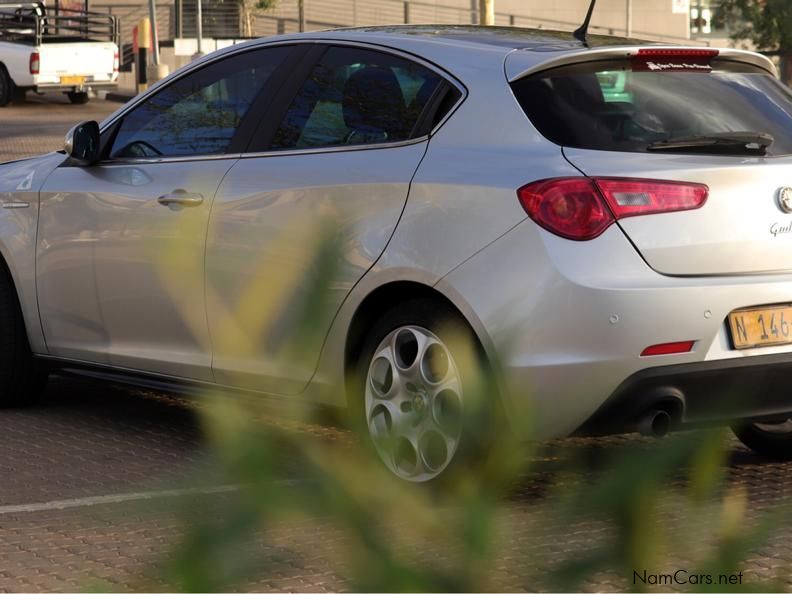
[67, 91, 90, 105]
[732, 420, 792, 460]
[0, 67, 12, 107]
[354, 299, 497, 485]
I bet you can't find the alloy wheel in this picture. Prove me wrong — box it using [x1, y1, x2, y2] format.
[364, 325, 464, 482]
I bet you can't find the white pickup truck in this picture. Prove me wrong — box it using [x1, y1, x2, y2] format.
[0, 2, 119, 105]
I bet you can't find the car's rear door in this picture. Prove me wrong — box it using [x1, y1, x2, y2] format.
[206, 43, 458, 394]
[37, 44, 300, 380]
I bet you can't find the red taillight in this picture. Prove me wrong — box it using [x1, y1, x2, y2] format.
[113, 51, 119, 73]
[517, 178, 613, 240]
[635, 48, 719, 58]
[517, 177, 709, 241]
[29, 51, 39, 75]
[640, 341, 695, 356]
[594, 178, 708, 219]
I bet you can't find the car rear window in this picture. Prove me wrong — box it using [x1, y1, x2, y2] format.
[510, 59, 792, 156]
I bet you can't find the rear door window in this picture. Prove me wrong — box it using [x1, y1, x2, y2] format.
[269, 46, 445, 150]
[511, 59, 792, 156]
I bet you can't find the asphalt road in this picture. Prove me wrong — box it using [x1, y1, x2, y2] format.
[2, 96, 792, 592]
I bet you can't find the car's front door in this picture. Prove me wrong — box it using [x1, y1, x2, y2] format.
[37, 45, 297, 380]
[206, 44, 454, 394]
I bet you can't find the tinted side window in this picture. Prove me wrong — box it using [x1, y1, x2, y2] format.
[111, 46, 290, 158]
[271, 47, 443, 150]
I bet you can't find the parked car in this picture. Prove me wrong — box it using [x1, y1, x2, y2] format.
[1, 25, 792, 483]
[0, 1, 119, 105]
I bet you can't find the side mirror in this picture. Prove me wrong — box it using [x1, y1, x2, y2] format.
[64, 120, 100, 165]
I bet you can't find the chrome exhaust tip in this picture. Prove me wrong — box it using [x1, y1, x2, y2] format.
[637, 409, 672, 438]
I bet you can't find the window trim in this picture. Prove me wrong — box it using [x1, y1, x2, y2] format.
[243, 43, 326, 154]
[90, 153, 243, 167]
[239, 136, 428, 161]
[98, 40, 315, 134]
[90, 38, 466, 165]
[227, 44, 314, 154]
[243, 40, 467, 156]
[410, 80, 458, 138]
[88, 42, 308, 166]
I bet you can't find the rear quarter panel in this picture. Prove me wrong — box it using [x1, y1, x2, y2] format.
[305, 45, 583, 408]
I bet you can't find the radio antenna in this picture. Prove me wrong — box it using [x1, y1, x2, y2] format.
[573, 0, 597, 46]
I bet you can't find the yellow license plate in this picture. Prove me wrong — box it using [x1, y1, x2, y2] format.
[60, 76, 85, 85]
[729, 304, 792, 349]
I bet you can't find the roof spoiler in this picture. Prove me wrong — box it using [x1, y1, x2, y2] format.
[506, 46, 778, 82]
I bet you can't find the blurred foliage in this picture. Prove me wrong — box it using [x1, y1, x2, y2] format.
[209, 0, 277, 38]
[238, 0, 276, 37]
[714, 0, 792, 52]
[253, 0, 276, 10]
[140, 214, 791, 592]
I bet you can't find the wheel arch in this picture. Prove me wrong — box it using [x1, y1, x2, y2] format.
[343, 279, 504, 404]
[0, 61, 14, 85]
[0, 245, 33, 344]
[0, 230, 45, 353]
[0, 61, 14, 106]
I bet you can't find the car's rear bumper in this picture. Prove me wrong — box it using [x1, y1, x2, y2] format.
[440, 219, 792, 440]
[575, 352, 792, 436]
[33, 81, 118, 91]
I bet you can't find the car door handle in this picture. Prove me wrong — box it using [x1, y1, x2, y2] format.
[157, 191, 204, 207]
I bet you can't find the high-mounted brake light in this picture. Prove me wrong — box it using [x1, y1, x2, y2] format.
[517, 177, 709, 241]
[631, 48, 719, 72]
[29, 51, 39, 75]
[635, 48, 719, 58]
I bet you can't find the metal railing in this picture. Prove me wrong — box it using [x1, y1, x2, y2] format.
[177, 0, 240, 38]
[93, 2, 173, 48]
[0, 2, 119, 45]
[88, 0, 707, 50]
[251, 0, 705, 44]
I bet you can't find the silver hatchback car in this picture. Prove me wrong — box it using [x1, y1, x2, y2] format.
[2, 25, 792, 482]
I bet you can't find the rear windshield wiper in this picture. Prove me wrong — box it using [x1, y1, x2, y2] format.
[647, 132, 774, 156]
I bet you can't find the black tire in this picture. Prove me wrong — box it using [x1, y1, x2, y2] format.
[0, 67, 12, 107]
[732, 421, 792, 460]
[351, 298, 504, 489]
[0, 267, 48, 407]
[11, 87, 25, 104]
[67, 91, 89, 105]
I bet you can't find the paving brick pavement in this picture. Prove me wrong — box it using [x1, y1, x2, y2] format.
[0, 93, 120, 163]
[0, 375, 790, 592]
